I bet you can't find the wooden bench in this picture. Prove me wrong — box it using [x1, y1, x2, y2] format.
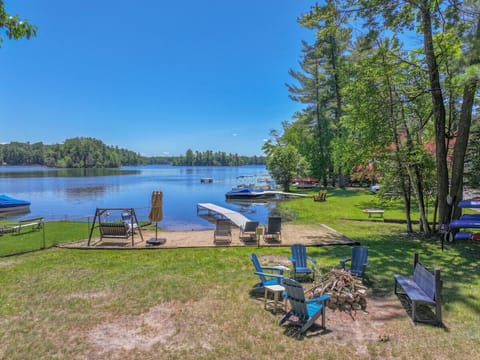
[363, 208, 384, 218]
[11, 217, 44, 234]
[394, 253, 442, 324]
[99, 222, 132, 240]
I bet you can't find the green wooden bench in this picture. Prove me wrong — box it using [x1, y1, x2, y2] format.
[394, 253, 442, 324]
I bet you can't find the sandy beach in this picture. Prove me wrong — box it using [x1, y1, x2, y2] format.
[61, 223, 356, 249]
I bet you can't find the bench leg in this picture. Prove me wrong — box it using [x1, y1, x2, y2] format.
[411, 301, 416, 322]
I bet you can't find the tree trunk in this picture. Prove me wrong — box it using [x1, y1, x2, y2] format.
[449, 16, 480, 219]
[420, 0, 449, 226]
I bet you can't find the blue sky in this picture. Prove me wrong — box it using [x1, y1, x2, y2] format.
[1, 1, 315, 156]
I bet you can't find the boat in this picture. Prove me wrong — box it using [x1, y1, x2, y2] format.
[225, 187, 275, 200]
[200, 177, 213, 183]
[0, 194, 31, 213]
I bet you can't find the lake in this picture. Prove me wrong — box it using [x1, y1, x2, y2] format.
[0, 165, 279, 230]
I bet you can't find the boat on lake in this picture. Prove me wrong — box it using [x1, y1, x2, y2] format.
[0, 194, 31, 213]
[225, 187, 275, 200]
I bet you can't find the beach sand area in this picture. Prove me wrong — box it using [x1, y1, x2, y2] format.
[61, 223, 356, 249]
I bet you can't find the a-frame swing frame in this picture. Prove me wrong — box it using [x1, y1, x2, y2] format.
[88, 208, 143, 246]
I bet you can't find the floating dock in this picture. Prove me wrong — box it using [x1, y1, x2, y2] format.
[197, 203, 251, 228]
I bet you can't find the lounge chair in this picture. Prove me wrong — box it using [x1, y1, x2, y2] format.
[263, 216, 281, 242]
[214, 219, 232, 244]
[240, 221, 259, 242]
[279, 278, 330, 334]
[340, 246, 369, 278]
[250, 253, 285, 287]
[289, 244, 317, 280]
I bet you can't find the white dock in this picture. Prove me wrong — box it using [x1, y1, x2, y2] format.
[263, 190, 310, 197]
[197, 203, 251, 228]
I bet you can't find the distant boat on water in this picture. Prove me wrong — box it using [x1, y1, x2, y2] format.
[0, 194, 31, 214]
[225, 187, 275, 200]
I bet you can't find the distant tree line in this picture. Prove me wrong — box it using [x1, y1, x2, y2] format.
[172, 149, 266, 166]
[0, 139, 266, 168]
[0, 138, 144, 168]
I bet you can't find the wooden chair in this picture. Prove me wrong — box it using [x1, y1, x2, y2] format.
[340, 246, 369, 278]
[289, 244, 317, 280]
[250, 253, 285, 287]
[279, 278, 330, 334]
[313, 190, 327, 202]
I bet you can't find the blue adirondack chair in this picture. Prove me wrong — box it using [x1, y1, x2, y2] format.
[250, 253, 285, 287]
[289, 244, 317, 280]
[340, 246, 369, 278]
[279, 278, 330, 334]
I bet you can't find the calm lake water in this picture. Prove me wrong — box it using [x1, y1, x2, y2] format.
[0, 165, 279, 230]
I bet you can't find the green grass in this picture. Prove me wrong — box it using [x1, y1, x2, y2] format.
[1, 188, 479, 359]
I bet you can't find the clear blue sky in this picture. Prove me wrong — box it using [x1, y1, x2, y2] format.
[1, 1, 315, 156]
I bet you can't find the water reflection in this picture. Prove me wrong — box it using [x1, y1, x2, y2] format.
[0, 167, 139, 178]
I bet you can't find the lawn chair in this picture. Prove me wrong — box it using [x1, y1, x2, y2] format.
[214, 219, 232, 244]
[289, 244, 317, 280]
[263, 216, 281, 242]
[250, 253, 285, 287]
[340, 246, 369, 278]
[279, 278, 330, 334]
[240, 221, 259, 243]
[121, 212, 139, 231]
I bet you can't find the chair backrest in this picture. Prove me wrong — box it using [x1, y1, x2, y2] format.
[216, 219, 231, 232]
[266, 217, 281, 234]
[291, 244, 308, 268]
[243, 221, 259, 232]
[350, 246, 368, 276]
[283, 278, 308, 320]
[250, 253, 267, 284]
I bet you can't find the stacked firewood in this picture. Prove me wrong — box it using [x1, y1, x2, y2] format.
[309, 269, 368, 312]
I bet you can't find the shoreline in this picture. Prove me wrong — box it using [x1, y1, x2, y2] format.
[59, 224, 357, 249]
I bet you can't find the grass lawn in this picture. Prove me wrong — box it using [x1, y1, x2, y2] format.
[1, 188, 479, 359]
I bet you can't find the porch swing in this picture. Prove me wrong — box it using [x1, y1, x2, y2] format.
[87, 208, 144, 246]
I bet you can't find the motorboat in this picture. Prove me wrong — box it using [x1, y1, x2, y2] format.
[225, 187, 274, 200]
[0, 194, 31, 213]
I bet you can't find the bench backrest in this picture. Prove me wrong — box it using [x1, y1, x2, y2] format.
[99, 222, 130, 237]
[413, 263, 436, 300]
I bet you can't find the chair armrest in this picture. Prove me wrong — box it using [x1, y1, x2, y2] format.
[255, 271, 284, 279]
[261, 266, 285, 274]
[306, 294, 331, 304]
[340, 257, 351, 268]
[288, 257, 296, 264]
[307, 256, 317, 264]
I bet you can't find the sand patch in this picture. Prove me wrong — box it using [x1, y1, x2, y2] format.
[88, 302, 177, 358]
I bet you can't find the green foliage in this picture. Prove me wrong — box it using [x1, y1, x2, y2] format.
[0, 138, 144, 168]
[265, 144, 308, 192]
[173, 149, 265, 166]
[0, 2, 37, 47]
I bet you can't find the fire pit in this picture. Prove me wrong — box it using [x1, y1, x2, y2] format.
[309, 268, 368, 314]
